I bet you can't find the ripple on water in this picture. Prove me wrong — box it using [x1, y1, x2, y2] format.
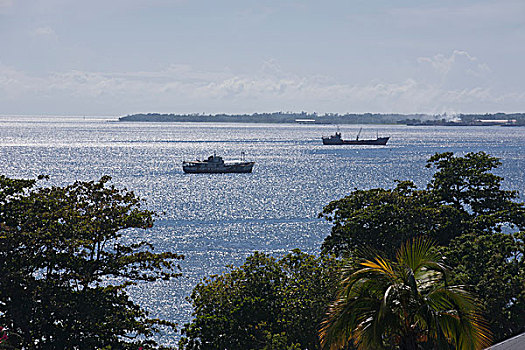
[1, 120, 524, 342]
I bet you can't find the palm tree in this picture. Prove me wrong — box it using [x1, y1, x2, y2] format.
[319, 237, 492, 350]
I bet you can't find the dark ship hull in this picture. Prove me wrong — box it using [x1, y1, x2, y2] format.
[322, 128, 389, 145]
[322, 137, 389, 145]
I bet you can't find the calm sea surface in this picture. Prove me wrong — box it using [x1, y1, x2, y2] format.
[1, 116, 524, 344]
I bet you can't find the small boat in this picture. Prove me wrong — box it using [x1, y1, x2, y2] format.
[182, 152, 255, 173]
[322, 128, 389, 145]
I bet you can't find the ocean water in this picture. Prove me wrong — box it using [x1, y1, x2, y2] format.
[1, 116, 524, 345]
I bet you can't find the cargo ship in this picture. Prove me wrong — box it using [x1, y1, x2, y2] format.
[322, 128, 389, 145]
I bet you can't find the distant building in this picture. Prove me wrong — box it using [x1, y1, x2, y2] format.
[295, 119, 316, 124]
[478, 119, 517, 125]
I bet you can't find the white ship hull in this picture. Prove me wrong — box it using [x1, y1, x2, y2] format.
[182, 161, 255, 173]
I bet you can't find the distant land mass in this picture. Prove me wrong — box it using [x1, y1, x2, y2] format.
[118, 112, 525, 126]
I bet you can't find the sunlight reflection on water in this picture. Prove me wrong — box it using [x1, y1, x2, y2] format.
[1, 118, 524, 345]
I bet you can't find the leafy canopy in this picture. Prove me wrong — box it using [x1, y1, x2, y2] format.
[442, 231, 525, 341]
[320, 237, 492, 350]
[179, 250, 342, 350]
[320, 152, 525, 258]
[0, 175, 183, 349]
[319, 151, 525, 343]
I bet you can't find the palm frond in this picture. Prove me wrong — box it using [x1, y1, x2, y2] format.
[320, 238, 492, 350]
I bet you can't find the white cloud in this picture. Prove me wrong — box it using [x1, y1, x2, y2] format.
[417, 50, 491, 77]
[415, 50, 493, 93]
[0, 60, 523, 115]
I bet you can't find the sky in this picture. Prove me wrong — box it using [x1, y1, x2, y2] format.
[1, 0, 525, 116]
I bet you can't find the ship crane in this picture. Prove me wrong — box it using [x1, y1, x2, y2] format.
[356, 127, 362, 141]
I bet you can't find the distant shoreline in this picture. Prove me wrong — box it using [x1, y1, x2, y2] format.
[118, 112, 525, 126]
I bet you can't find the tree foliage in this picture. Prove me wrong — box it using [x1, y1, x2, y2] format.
[443, 232, 525, 341]
[319, 181, 452, 258]
[320, 237, 492, 350]
[0, 175, 183, 349]
[319, 152, 525, 343]
[179, 250, 342, 350]
[320, 152, 524, 258]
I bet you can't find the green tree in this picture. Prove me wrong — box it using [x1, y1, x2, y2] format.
[320, 238, 492, 350]
[426, 152, 516, 215]
[319, 181, 450, 258]
[443, 232, 525, 341]
[320, 152, 525, 258]
[179, 250, 341, 350]
[319, 152, 525, 343]
[0, 175, 183, 349]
